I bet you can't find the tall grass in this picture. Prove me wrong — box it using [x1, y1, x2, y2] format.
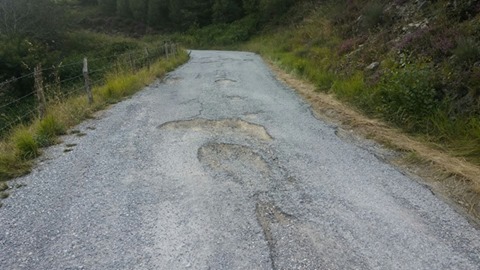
[0, 51, 188, 182]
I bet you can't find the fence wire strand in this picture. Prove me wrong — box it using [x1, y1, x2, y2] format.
[0, 91, 36, 110]
[1, 43, 177, 134]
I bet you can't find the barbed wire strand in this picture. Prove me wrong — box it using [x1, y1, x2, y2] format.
[0, 44, 170, 85]
[0, 91, 37, 110]
[0, 108, 38, 133]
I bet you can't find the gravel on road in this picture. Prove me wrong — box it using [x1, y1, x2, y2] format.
[1, 50, 480, 269]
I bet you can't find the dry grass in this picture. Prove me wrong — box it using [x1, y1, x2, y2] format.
[267, 60, 480, 222]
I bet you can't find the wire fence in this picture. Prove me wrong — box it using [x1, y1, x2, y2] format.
[0, 42, 179, 136]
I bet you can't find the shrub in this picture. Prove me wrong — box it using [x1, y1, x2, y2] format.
[337, 38, 357, 55]
[377, 65, 440, 131]
[453, 37, 480, 66]
[362, 2, 386, 29]
[445, 0, 480, 22]
[396, 27, 431, 52]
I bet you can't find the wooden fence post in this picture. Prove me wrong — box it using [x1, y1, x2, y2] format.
[83, 57, 93, 104]
[34, 64, 46, 118]
[145, 47, 150, 70]
[164, 41, 170, 59]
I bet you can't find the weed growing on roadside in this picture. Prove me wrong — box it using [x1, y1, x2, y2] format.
[0, 51, 189, 182]
[377, 65, 439, 131]
[35, 115, 66, 147]
[12, 127, 39, 160]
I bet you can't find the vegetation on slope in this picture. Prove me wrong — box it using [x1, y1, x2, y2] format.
[241, 0, 480, 168]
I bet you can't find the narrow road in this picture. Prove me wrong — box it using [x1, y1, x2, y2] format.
[1, 51, 480, 269]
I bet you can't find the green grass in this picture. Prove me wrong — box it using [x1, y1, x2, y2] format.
[12, 127, 39, 160]
[35, 115, 67, 147]
[0, 51, 189, 182]
[239, 0, 480, 167]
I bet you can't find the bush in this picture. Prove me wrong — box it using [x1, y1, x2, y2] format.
[453, 37, 480, 66]
[362, 2, 386, 29]
[377, 65, 440, 131]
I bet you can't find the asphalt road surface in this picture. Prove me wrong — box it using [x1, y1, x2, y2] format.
[1, 50, 480, 269]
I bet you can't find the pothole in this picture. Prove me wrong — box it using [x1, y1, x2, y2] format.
[158, 118, 273, 141]
[198, 143, 271, 184]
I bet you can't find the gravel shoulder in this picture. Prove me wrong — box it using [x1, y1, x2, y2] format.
[1, 50, 480, 269]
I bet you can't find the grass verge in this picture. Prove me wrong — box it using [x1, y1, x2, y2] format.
[265, 59, 480, 223]
[0, 51, 189, 183]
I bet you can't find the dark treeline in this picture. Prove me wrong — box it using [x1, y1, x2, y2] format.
[94, 0, 294, 30]
[0, 0, 295, 92]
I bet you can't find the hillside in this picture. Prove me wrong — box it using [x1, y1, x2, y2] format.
[244, 0, 480, 163]
[238, 0, 480, 216]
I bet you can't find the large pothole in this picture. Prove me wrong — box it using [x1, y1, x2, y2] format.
[198, 143, 271, 186]
[158, 118, 273, 141]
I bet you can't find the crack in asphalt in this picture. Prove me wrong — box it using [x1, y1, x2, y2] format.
[1, 50, 480, 269]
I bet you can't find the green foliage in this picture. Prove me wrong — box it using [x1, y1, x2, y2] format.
[453, 37, 480, 66]
[0, 50, 189, 182]
[258, 0, 294, 21]
[147, 0, 169, 27]
[179, 15, 258, 47]
[377, 65, 440, 131]
[212, 0, 243, 23]
[94, 0, 293, 31]
[98, 0, 117, 14]
[116, 0, 132, 18]
[445, 0, 480, 22]
[0, 0, 65, 41]
[331, 73, 373, 109]
[12, 127, 39, 160]
[362, 2, 386, 29]
[129, 0, 148, 22]
[35, 115, 66, 147]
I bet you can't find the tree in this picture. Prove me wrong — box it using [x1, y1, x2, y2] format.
[78, 0, 98, 5]
[0, 0, 65, 41]
[98, 0, 117, 15]
[116, 0, 132, 18]
[258, 0, 293, 22]
[168, 0, 213, 29]
[212, 0, 243, 23]
[147, 0, 169, 27]
[242, 0, 258, 15]
[129, 0, 148, 22]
